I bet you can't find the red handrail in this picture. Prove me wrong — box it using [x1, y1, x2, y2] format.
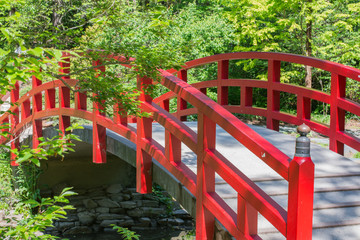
[154, 52, 360, 156]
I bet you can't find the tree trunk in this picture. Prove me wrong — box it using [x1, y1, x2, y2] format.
[305, 2, 312, 88]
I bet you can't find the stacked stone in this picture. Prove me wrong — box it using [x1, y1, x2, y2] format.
[46, 184, 193, 236]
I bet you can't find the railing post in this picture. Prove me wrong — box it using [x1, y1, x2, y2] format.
[267, 60, 281, 131]
[287, 124, 314, 240]
[114, 101, 127, 126]
[241, 86, 253, 108]
[329, 73, 346, 155]
[297, 96, 311, 121]
[58, 52, 71, 135]
[237, 194, 258, 236]
[92, 60, 106, 164]
[218, 60, 229, 105]
[136, 76, 153, 194]
[177, 70, 187, 121]
[10, 82, 19, 166]
[32, 75, 42, 149]
[196, 113, 215, 239]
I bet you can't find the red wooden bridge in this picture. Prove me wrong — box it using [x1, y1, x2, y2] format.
[1, 52, 360, 239]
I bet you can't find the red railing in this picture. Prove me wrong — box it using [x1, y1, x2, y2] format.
[155, 52, 360, 155]
[1, 52, 359, 239]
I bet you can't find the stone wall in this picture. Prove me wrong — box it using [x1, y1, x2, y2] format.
[46, 183, 194, 237]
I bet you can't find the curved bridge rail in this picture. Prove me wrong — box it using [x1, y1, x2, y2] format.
[155, 52, 360, 155]
[0, 52, 359, 240]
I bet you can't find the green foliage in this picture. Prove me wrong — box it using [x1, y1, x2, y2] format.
[152, 183, 173, 215]
[111, 224, 140, 240]
[0, 125, 80, 239]
[1, 188, 76, 240]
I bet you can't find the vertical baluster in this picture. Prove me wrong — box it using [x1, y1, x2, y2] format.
[114, 101, 127, 126]
[177, 70, 187, 121]
[297, 96, 311, 121]
[165, 131, 181, 164]
[58, 52, 71, 135]
[237, 194, 258, 236]
[75, 90, 87, 110]
[217, 60, 229, 105]
[241, 86, 253, 108]
[200, 88, 207, 95]
[136, 76, 153, 193]
[92, 60, 106, 164]
[10, 82, 19, 166]
[196, 113, 215, 239]
[32, 75, 42, 149]
[329, 73, 346, 155]
[267, 60, 281, 131]
[160, 99, 169, 112]
[287, 124, 314, 240]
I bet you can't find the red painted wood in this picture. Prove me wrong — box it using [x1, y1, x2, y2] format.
[92, 60, 107, 164]
[238, 194, 258, 236]
[218, 60, 229, 105]
[241, 86, 253, 107]
[177, 70, 188, 121]
[204, 149, 287, 235]
[297, 96, 311, 121]
[75, 90, 87, 110]
[59, 52, 71, 135]
[165, 130, 181, 164]
[160, 99, 169, 112]
[136, 76, 153, 194]
[10, 82, 19, 166]
[114, 102, 127, 126]
[32, 76, 42, 149]
[267, 60, 281, 131]
[287, 156, 315, 239]
[329, 73, 346, 155]
[196, 113, 215, 239]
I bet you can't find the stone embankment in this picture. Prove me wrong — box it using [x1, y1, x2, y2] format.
[45, 183, 194, 237]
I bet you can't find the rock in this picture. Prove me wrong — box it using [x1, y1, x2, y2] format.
[131, 193, 143, 200]
[169, 218, 185, 226]
[57, 222, 75, 231]
[58, 214, 78, 222]
[96, 207, 110, 213]
[122, 194, 131, 201]
[97, 198, 120, 208]
[110, 194, 124, 202]
[117, 219, 134, 227]
[100, 220, 121, 227]
[142, 207, 166, 217]
[127, 208, 143, 217]
[138, 217, 151, 227]
[78, 212, 96, 225]
[97, 213, 126, 221]
[142, 200, 159, 207]
[63, 226, 92, 235]
[104, 227, 118, 232]
[120, 201, 137, 209]
[123, 188, 136, 194]
[83, 199, 98, 209]
[109, 208, 125, 214]
[106, 184, 123, 194]
[158, 218, 169, 225]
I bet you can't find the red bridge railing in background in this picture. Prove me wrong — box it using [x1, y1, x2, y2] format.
[1, 52, 359, 239]
[155, 52, 360, 155]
